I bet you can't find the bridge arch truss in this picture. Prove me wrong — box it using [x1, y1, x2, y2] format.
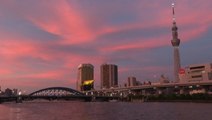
[29, 87, 84, 97]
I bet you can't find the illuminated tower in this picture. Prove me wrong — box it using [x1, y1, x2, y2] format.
[171, 3, 181, 82]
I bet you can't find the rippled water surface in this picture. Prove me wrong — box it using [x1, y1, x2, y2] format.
[0, 102, 212, 120]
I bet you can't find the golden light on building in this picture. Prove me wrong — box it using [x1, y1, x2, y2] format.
[83, 80, 94, 86]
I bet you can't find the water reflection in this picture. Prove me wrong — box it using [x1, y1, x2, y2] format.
[0, 102, 212, 120]
[10, 107, 22, 120]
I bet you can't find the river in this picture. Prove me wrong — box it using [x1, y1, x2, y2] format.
[0, 102, 212, 120]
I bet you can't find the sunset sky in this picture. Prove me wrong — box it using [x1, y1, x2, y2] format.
[0, 0, 211, 93]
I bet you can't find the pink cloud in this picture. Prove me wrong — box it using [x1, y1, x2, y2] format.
[27, 1, 95, 44]
[0, 39, 55, 63]
[99, 35, 168, 52]
[0, 0, 211, 91]
[0, 41, 34, 58]
[0, 69, 11, 75]
[18, 70, 67, 80]
[96, 1, 211, 53]
[180, 25, 208, 42]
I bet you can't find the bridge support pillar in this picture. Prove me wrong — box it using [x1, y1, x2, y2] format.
[180, 88, 184, 94]
[142, 90, 146, 96]
[0, 98, 3, 104]
[16, 96, 23, 103]
[157, 89, 163, 95]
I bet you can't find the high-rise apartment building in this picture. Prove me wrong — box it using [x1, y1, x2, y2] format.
[100, 64, 118, 89]
[171, 3, 181, 82]
[77, 64, 94, 91]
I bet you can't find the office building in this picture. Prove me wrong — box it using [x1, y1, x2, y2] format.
[100, 64, 118, 89]
[179, 63, 212, 82]
[77, 64, 94, 91]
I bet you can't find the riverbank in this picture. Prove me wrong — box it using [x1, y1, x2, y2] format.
[129, 93, 212, 103]
[146, 100, 212, 103]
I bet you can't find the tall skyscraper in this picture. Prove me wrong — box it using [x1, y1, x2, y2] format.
[77, 64, 94, 91]
[171, 3, 181, 82]
[100, 64, 118, 89]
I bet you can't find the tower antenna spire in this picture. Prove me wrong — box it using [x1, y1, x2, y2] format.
[172, 2, 176, 22]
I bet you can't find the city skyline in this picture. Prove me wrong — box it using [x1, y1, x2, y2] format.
[0, 0, 212, 92]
